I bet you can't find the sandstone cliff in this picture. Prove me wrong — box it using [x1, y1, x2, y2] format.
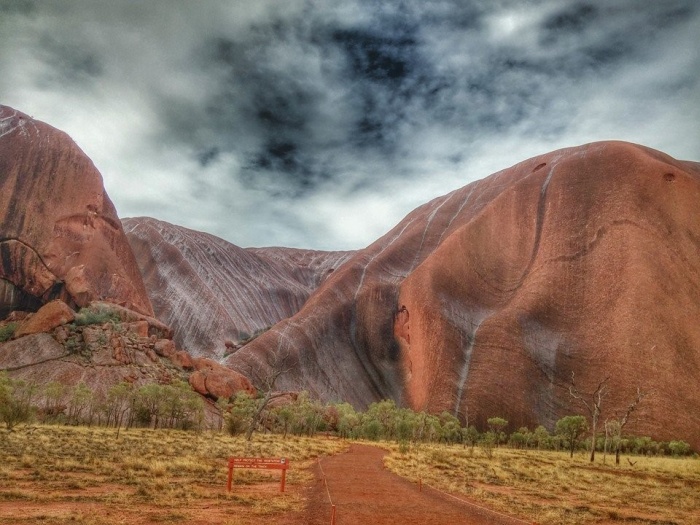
[0, 105, 153, 317]
[225, 141, 700, 449]
[122, 217, 354, 358]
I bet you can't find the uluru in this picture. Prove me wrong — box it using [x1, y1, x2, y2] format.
[219, 141, 700, 449]
[0, 106, 152, 317]
[1, 102, 700, 450]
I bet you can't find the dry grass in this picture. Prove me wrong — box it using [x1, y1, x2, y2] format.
[383, 442, 700, 525]
[0, 425, 345, 524]
[3, 426, 697, 524]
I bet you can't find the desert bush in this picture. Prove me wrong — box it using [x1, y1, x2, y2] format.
[0, 322, 18, 342]
[225, 391, 256, 436]
[668, 440, 691, 456]
[480, 431, 497, 458]
[74, 306, 121, 326]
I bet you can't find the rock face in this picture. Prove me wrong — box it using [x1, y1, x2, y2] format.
[122, 217, 354, 358]
[0, 105, 153, 317]
[225, 141, 700, 449]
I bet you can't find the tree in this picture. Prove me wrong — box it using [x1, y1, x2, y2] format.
[487, 417, 508, 447]
[67, 382, 93, 425]
[533, 425, 551, 450]
[0, 372, 35, 430]
[133, 384, 166, 428]
[439, 412, 462, 444]
[668, 440, 691, 456]
[225, 391, 256, 436]
[160, 380, 204, 430]
[556, 415, 589, 458]
[335, 402, 360, 439]
[41, 381, 68, 422]
[608, 387, 650, 465]
[106, 381, 133, 438]
[509, 427, 533, 449]
[569, 372, 609, 462]
[240, 349, 296, 441]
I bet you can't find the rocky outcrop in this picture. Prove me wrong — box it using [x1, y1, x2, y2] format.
[0, 105, 153, 316]
[226, 141, 700, 449]
[122, 217, 354, 358]
[0, 314, 184, 393]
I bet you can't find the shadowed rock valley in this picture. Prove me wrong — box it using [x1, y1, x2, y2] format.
[122, 217, 354, 359]
[1, 104, 699, 449]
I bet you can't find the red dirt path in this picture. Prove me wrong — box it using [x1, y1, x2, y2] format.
[299, 444, 530, 525]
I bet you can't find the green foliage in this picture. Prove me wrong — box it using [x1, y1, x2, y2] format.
[487, 417, 508, 433]
[0, 322, 18, 342]
[225, 391, 256, 436]
[361, 418, 383, 440]
[74, 306, 121, 326]
[0, 372, 694, 462]
[668, 440, 691, 456]
[480, 431, 497, 458]
[463, 425, 480, 448]
[66, 382, 93, 425]
[0, 372, 36, 429]
[556, 415, 589, 457]
[533, 425, 551, 449]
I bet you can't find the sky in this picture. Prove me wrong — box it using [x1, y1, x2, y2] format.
[1, 0, 698, 250]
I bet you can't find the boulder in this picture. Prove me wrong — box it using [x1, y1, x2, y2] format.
[154, 339, 176, 358]
[171, 350, 194, 370]
[188, 360, 255, 400]
[14, 300, 75, 338]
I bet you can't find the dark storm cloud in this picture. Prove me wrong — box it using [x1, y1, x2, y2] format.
[0, 0, 698, 249]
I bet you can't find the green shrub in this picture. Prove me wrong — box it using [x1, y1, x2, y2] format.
[0, 322, 18, 342]
[74, 307, 120, 326]
[668, 440, 691, 456]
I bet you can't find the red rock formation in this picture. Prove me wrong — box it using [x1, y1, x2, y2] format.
[189, 357, 255, 400]
[0, 105, 153, 316]
[122, 216, 354, 358]
[14, 300, 75, 338]
[226, 141, 700, 449]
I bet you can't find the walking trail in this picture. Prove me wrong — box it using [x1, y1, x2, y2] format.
[298, 444, 530, 525]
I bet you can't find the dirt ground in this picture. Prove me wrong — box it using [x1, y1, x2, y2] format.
[0, 444, 529, 525]
[298, 444, 530, 525]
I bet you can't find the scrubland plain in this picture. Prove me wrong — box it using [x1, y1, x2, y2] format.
[0, 426, 698, 524]
[384, 442, 700, 525]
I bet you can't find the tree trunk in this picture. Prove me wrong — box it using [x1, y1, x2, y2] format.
[246, 392, 272, 441]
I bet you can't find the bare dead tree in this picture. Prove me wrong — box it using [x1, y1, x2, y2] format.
[611, 387, 650, 465]
[603, 418, 619, 465]
[569, 371, 609, 463]
[243, 349, 296, 442]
